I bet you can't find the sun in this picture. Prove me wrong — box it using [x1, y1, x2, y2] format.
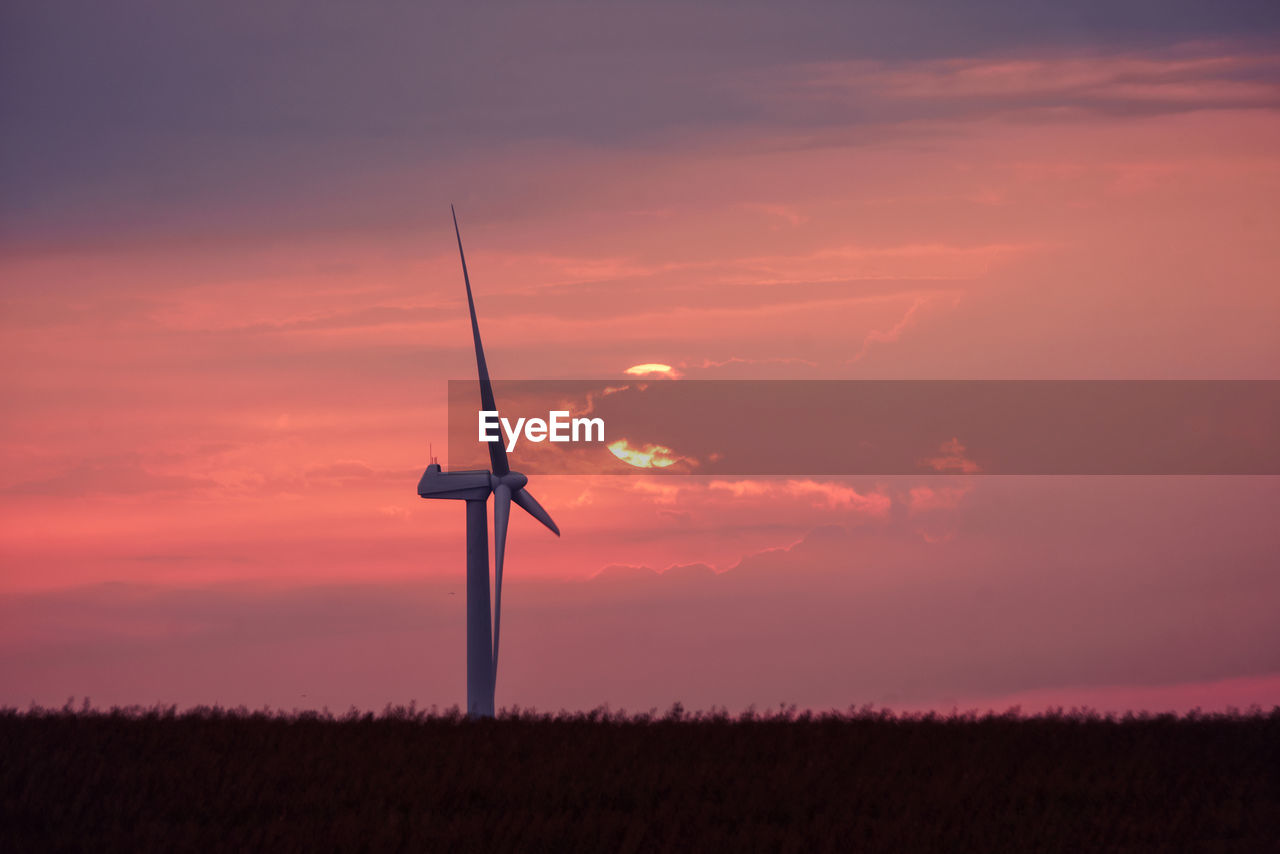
[624, 363, 682, 378]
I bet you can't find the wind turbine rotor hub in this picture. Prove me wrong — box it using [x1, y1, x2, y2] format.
[494, 470, 528, 492]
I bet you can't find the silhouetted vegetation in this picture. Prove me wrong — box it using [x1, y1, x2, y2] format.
[3, 701, 1278, 852]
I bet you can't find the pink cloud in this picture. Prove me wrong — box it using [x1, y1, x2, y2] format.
[709, 479, 891, 516]
[849, 295, 931, 363]
[920, 439, 981, 474]
[756, 50, 1280, 116]
[906, 485, 973, 513]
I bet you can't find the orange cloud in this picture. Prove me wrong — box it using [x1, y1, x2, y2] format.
[686, 356, 819, 372]
[569, 384, 630, 417]
[625, 478, 684, 505]
[709, 479, 891, 517]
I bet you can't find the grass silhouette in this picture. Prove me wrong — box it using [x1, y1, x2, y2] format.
[3, 701, 1277, 852]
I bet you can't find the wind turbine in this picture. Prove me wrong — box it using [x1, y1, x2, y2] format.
[417, 206, 561, 718]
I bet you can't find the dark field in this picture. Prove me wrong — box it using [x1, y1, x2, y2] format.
[3, 704, 1278, 853]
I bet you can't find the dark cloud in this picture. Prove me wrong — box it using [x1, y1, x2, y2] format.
[3, 2, 1277, 245]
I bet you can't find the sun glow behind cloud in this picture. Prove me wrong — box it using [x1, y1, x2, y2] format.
[624, 363, 682, 378]
[606, 439, 696, 469]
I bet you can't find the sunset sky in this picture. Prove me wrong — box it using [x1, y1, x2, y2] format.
[2, 2, 1279, 715]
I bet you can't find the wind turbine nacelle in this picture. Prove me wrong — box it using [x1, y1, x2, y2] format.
[417, 464, 493, 501]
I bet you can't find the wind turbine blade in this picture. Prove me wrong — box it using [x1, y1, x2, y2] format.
[491, 482, 511, 686]
[513, 488, 560, 537]
[452, 205, 509, 477]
